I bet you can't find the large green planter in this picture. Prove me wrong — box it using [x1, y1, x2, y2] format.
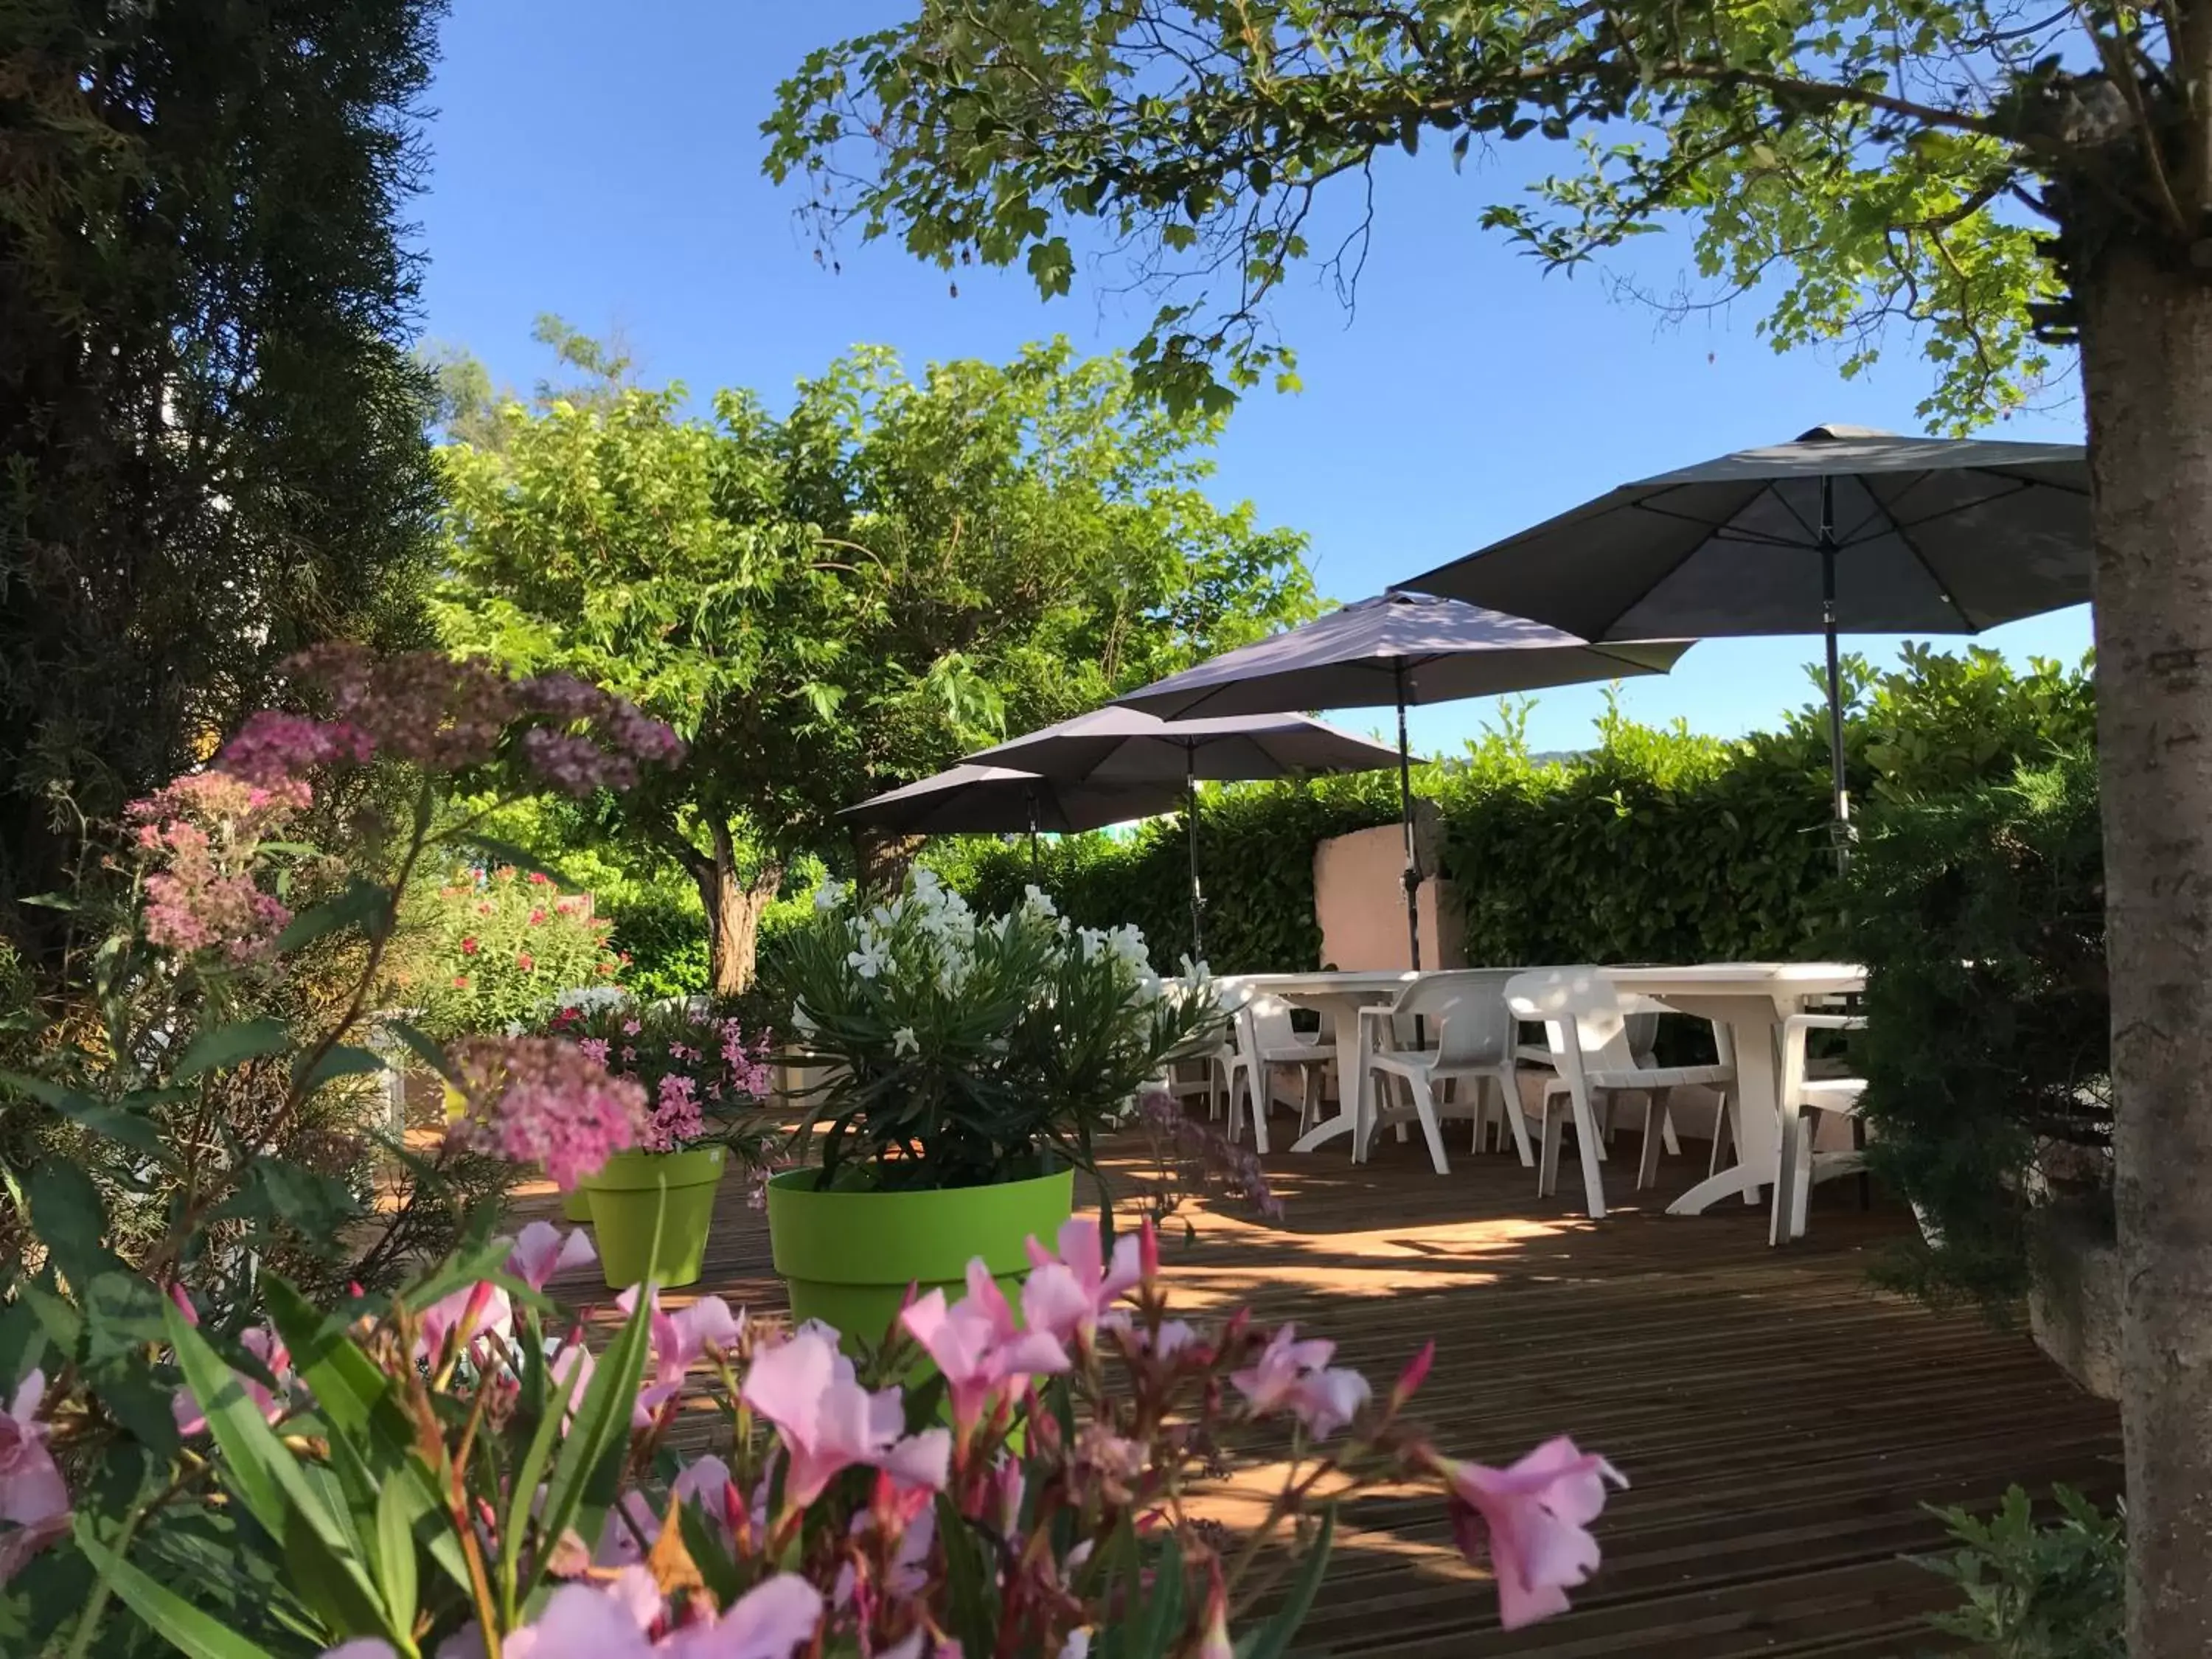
[583, 1144, 727, 1290]
[765, 1166, 1074, 1352]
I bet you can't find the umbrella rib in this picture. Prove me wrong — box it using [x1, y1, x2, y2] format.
[1880, 506, 1980, 630]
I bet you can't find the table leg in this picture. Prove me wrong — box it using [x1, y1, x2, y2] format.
[1291, 998, 1367, 1155]
[1666, 1000, 1784, 1216]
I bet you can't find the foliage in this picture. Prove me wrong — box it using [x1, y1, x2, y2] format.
[431, 333, 1316, 991]
[1919, 1486, 2125, 1658]
[391, 866, 622, 1041]
[776, 877, 1224, 1196]
[933, 647, 2095, 976]
[1, 1208, 1623, 1656]
[759, 1, 2190, 429]
[1, 0, 445, 959]
[538, 999, 776, 1157]
[1848, 747, 2108, 1312]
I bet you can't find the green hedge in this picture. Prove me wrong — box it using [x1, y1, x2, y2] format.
[928, 646, 2094, 974]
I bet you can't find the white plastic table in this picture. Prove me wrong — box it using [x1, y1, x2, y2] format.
[1222, 970, 1419, 1154]
[1503, 963, 1865, 1217]
[1605, 964, 1867, 1216]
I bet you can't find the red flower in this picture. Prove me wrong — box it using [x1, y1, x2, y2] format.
[618, 951, 633, 965]
[596, 961, 616, 975]
[460, 936, 481, 955]
[528, 908, 547, 925]
[452, 974, 470, 989]
[516, 952, 535, 972]
[527, 872, 551, 886]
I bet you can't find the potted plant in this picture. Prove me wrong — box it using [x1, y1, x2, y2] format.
[549, 998, 778, 1287]
[768, 874, 1222, 1346]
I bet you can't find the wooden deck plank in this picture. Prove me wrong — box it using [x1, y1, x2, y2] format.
[523, 1123, 2118, 1656]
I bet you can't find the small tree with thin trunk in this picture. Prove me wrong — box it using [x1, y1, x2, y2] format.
[435, 336, 1315, 992]
[767, 5, 2212, 1647]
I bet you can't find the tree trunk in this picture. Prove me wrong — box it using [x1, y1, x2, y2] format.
[852, 822, 926, 897]
[693, 821, 782, 997]
[2079, 232, 2212, 1654]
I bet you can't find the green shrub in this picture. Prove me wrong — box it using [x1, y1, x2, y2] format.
[1848, 747, 2107, 1310]
[1919, 1486, 2124, 1658]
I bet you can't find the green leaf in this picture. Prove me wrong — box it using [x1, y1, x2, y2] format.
[1127, 1531, 1185, 1659]
[372, 1480, 421, 1632]
[1233, 1506, 1334, 1659]
[28, 1160, 116, 1288]
[381, 1018, 457, 1086]
[532, 1290, 654, 1602]
[74, 1517, 282, 1659]
[174, 1018, 291, 1082]
[163, 1302, 289, 1536]
[935, 1494, 998, 1652]
[296, 1044, 391, 1093]
[275, 880, 392, 953]
[82, 1271, 170, 1366]
[501, 1329, 591, 1590]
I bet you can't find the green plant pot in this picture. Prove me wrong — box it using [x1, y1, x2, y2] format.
[582, 1144, 727, 1290]
[765, 1166, 1074, 1353]
[561, 1186, 594, 1224]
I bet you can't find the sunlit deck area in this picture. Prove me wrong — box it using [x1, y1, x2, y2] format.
[524, 1133, 2121, 1658]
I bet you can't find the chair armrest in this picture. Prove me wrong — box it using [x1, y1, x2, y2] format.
[1783, 1013, 1865, 1036]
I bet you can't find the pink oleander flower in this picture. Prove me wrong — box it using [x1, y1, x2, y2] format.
[505, 1222, 597, 1290]
[461, 935, 481, 954]
[529, 908, 549, 925]
[1444, 1438, 1627, 1630]
[578, 1037, 611, 1065]
[618, 1288, 744, 1422]
[622, 1018, 641, 1037]
[0, 1369, 68, 1585]
[414, 1279, 514, 1368]
[216, 709, 376, 785]
[740, 1329, 949, 1506]
[517, 951, 536, 972]
[1022, 1217, 1141, 1348]
[324, 1565, 819, 1659]
[445, 1036, 647, 1191]
[902, 1262, 1071, 1430]
[1228, 1324, 1369, 1439]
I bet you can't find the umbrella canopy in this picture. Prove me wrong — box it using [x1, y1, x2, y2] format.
[968, 707, 1408, 953]
[968, 706, 1406, 782]
[1113, 591, 1688, 719]
[1115, 591, 1692, 967]
[1399, 424, 2093, 853]
[1400, 424, 2090, 639]
[840, 764, 1183, 838]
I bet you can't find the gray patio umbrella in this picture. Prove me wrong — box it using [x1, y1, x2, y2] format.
[1115, 590, 1692, 967]
[1401, 424, 2093, 855]
[967, 707, 1408, 953]
[840, 764, 1184, 860]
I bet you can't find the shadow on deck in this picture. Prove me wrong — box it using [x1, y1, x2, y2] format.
[519, 1128, 2120, 1658]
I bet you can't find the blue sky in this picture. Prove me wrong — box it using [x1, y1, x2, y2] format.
[414, 2, 2093, 760]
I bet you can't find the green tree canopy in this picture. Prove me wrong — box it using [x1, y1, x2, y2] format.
[433, 335, 1315, 990]
[0, 0, 445, 964]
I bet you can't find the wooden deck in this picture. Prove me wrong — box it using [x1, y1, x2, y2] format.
[525, 1130, 2121, 1658]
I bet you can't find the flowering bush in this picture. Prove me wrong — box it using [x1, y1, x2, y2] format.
[539, 1000, 776, 1157]
[0, 1215, 1621, 1655]
[398, 867, 625, 1040]
[0, 644, 681, 1340]
[777, 875, 1225, 1193]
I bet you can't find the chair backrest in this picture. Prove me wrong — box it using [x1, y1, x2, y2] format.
[1391, 970, 1517, 1067]
[1241, 992, 1301, 1051]
[1503, 967, 1642, 1085]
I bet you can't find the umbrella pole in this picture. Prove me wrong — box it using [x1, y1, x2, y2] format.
[1186, 749, 1205, 962]
[1027, 789, 1040, 879]
[1396, 664, 1422, 972]
[1818, 476, 1853, 873]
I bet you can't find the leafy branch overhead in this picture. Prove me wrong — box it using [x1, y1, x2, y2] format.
[762, 1, 2212, 428]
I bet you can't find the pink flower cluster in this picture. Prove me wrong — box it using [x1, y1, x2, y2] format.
[210, 645, 684, 797]
[445, 1036, 648, 1190]
[125, 772, 310, 960]
[327, 1568, 824, 1659]
[546, 1004, 773, 1156]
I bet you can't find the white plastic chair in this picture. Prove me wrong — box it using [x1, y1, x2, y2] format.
[1355, 970, 1532, 1175]
[1225, 993, 1336, 1155]
[1771, 1012, 1868, 1244]
[1509, 969, 1736, 1219]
